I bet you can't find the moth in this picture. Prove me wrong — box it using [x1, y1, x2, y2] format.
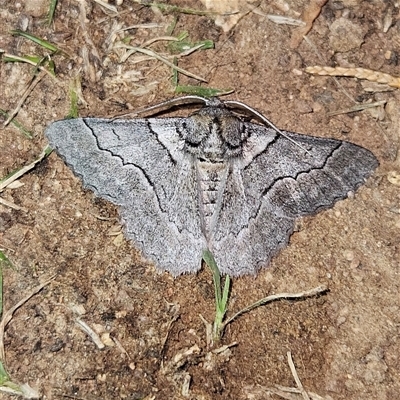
[45, 96, 378, 276]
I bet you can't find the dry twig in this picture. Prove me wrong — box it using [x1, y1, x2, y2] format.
[223, 284, 328, 328]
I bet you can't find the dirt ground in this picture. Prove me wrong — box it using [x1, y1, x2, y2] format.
[1, 0, 400, 399]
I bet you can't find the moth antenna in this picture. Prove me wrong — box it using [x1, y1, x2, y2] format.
[114, 96, 208, 119]
[224, 100, 312, 155]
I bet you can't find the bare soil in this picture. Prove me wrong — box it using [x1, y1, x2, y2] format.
[1, 1, 399, 399]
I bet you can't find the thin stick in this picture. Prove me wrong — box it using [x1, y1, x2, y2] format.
[222, 285, 327, 329]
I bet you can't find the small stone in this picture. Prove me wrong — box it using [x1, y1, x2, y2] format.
[329, 18, 365, 52]
[387, 171, 400, 186]
[343, 250, 354, 261]
[292, 68, 303, 76]
[115, 310, 127, 318]
[312, 102, 323, 113]
[296, 100, 313, 114]
[101, 332, 115, 347]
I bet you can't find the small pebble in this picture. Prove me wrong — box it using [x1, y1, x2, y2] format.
[343, 249, 354, 261]
[329, 17, 364, 52]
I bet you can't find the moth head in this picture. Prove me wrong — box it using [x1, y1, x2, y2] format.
[183, 107, 247, 162]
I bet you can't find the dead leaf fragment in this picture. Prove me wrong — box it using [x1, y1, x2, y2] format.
[290, 0, 328, 48]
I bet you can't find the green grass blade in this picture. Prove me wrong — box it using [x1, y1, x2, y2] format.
[165, 16, 178, 35]
[0, 362, 10, 385]
[202, 249, 232, 342]
[171, 57, 179, 87]
[67, 78, 80, 119]
[202, 249, 221, 305]
[11, 30, 59, 52]
[2, 54, 56, 76]
[221, 274, 230, 312]
[48, 0, 58, 25]
[2, 54, 41, 64]
[168, 38, 213, 53]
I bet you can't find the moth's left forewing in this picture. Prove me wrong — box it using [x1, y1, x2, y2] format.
[46, 117, 206, 276]
[146, 118, 186, 160]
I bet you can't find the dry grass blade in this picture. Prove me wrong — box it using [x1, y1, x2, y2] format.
[287, 352, 310, 400]
[306, 66, 400, 88]
[75, 319, 105, 349]
[0, 147, 50, 193]
[0, 197, 27, 212]
[243, 352, 325, 399]
[93, 0, 117, 13]
[3, 69, 46, 127]
[117, 23, 163, 32]
[115, 44, 207, 82]
[159, 304, 180, 366]
[133, 0, 214, 16]
[326, 100, 387, 116]
[78, 0, 102, 82]
[252, 9, 304, 26]
[0, 277, 55, 362]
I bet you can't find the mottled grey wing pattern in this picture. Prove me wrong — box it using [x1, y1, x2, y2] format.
[211, 123, 378, 275]
[46, 117, 206, 274]
[46, 99, 378, 276]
